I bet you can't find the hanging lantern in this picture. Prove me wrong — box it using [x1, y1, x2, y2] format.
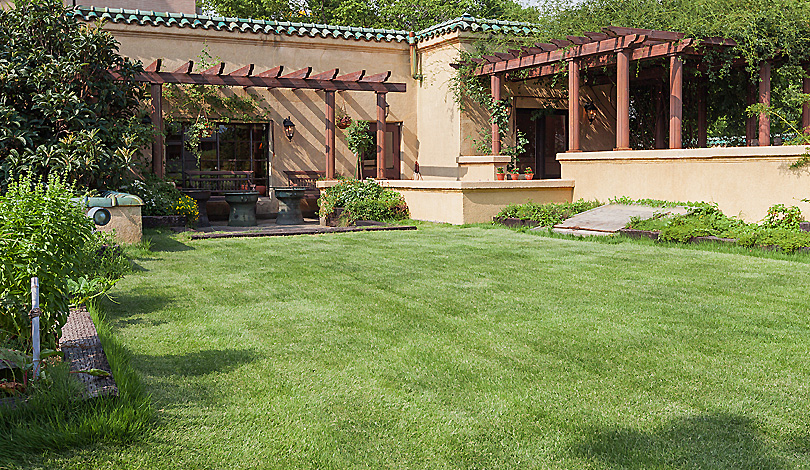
[583, 101, 598, 123]
[283, 116, 296, 141]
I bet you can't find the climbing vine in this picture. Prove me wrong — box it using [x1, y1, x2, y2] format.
[160, 45, 272, 162]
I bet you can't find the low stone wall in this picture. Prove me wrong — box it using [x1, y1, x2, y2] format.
[323, 180, 575, 225]
[558, 145, 810, 221]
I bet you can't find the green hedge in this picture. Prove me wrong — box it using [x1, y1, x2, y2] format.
[496, 200, 601, 227]
[318, 179, 409, 223]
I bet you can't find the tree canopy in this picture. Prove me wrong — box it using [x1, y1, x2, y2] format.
[201, 0, 536, 30]
[0, 0, 151, 190]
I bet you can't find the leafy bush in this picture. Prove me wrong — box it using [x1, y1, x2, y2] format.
[496, 199, 601, 227]
[317, 179, 409, 223]
[0, 175, 128, 351]
[0, 0, 152, 191]
[120, 175, 197, 223]
[763, 203, 804, 230]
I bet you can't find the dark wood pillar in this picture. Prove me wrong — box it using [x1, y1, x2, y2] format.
[616, 50, 630, 150]
[325, 91, 336, 179]
[746, 80, 757, 146]
[802, 70, 810, 134]
[697, 79, 707, 148]
[758, 61, 771, 146]
[669, 55, 683, 149]
[150, 83, 164, 177]
[491, 74, 502, 155]
[654, 83, 666, 149]
[376, 92, 387, 179]
[568, 59, 580, 152]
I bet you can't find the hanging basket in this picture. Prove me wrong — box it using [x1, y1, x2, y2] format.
[337, 115, 353, 129]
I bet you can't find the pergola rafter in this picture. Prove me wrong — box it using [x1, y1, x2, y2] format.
[467, 26, 764, 154]
[123, 60, 407, 180]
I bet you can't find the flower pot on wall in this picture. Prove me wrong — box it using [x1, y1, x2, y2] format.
[509, 173, 519, 180]
[496, 173, 506, 180]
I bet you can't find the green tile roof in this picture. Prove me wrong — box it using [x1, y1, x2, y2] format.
[72, 6, 412, 43]
[415, 13, 543, 41]
[71, 7, 543, 44]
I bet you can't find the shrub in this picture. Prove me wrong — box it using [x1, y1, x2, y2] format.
[318, 179, 409, 223]
[496, 199, 601, 227]
[0, 175, 127, 351]
[120, 175, 197, 223]
[763, 204, 804, 230]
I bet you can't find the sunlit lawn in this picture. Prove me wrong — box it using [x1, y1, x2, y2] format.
[14, 224, 810, 469]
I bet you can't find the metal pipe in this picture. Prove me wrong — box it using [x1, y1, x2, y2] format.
[409, 32, 419, 79]
[31, 277, 40, 379]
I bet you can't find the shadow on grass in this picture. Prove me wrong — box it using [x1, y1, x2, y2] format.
[135, 348, 259, 377]
[102, 292, 175, 320]
[576, 413, 788, 469]
[144, 229, 195, 253]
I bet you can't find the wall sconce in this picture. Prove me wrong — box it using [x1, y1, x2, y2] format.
[283, 116, 296, 141]
[583, 101, 598, 123]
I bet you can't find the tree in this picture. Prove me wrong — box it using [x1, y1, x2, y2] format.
[201, 0, 535, 31]
[0, 0, 152, 191]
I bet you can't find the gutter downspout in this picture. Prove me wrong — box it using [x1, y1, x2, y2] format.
[409, 31, 419, 79]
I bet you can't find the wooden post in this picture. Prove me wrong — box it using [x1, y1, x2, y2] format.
[150, 84, 164, 177]
[697, 79, 707, 148]
[568, 59, 580, 152]
[801, 74, 810, 135]
[669, 55, 683, 149]
[491, 74, 502, 155]
[746, 80, 757, 146]
[376, 92, 386, 179]
[325, 91, 336, 179]
[616, 50, 630, 150]
[654, 83, 666, 149]
[758, 61, 771, 146]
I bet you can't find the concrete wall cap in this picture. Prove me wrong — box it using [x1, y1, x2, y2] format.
[557, 145, 810, 161]
[457, 155, 512, 164]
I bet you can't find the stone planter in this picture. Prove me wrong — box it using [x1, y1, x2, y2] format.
[142, 215, 187, 228]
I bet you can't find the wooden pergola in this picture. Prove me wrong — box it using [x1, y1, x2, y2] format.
[114, 60, 407, 180]
[472, 26, 810, 153]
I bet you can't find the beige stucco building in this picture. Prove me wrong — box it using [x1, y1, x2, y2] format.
[34, 3, 810, 223]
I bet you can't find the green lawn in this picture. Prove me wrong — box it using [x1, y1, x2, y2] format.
[9, 224, 810, 468]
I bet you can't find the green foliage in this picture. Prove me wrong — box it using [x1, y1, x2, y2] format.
[627, 201, 810, 251]
[345, 120, 375, 156]
[496, 199, 601, 226]
[317, 179, 409, 222]
[119, 175, 193, 220]
[0, 175, 128, 351]
[201, 0, 534, 30]
[0, 0, 152, 191]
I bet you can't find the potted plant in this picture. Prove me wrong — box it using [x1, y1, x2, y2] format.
[524, 167, 534, 180]
[336, 106, 352, 129]
[496, 167, 506, 180]
[509, 167, 520, 180]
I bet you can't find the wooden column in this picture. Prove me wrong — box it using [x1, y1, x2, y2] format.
[150, 83, 164, 178]
[376, 92, 387, 179]
[697, 79, 707, 148]
[616, 50, 630, 150]
[491, 74, 502, 155]
[325, 91, 336, 179]
[568, 59, 580, 152]
[669, 55, 683, 149]
[746, 81, 757, 146]
[758, 61, 771, 146]
[654, 83, 666, 149]
[802, 71, 810, 134]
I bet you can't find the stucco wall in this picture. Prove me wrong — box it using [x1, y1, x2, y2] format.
[559, 145, 810, 221]
[102, 23, 417, 186]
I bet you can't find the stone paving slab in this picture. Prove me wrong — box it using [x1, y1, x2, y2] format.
[548, 204, 689, 235]
[59, 307, 118, 398]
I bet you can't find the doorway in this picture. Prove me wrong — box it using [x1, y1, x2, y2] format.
[515, 109, 567, 179]
[360, 122, 401, 179]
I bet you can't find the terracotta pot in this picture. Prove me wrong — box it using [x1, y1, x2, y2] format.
[255, 185, 267, 196]
[496, 173, 506, 180]
[509, 173, 519, 180]
[525, 173, 534, 180]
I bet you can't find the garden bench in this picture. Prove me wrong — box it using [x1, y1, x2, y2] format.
[283, 170, 325, 201]
[185, 170, 254, 195]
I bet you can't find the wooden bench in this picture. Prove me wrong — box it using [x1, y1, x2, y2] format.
[283, 170, 325, 200]
[185, 170, 254, 195]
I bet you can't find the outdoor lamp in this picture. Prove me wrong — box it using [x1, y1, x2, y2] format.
[283, 116, 296, 141]
[86, 207, 111, 226]
[583, 101, 598, 123]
